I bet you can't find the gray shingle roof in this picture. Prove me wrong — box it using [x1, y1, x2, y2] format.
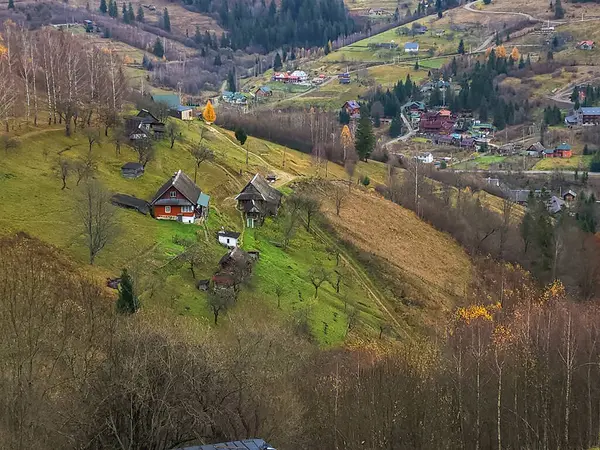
[218, 230, 241, 239]
[111, 194, 150, 215]
[150, 170, 203, 206]
[173, 439, 274, 450]
[235, 174, 283, 205]
[121, 162, 144, 170]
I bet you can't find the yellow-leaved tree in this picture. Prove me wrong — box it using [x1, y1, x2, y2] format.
[340, 125, 353, 161]
[510, 47, 520, 62]
[496, 45, 507, 59]
[203, 100, 216, 124]
[485, 47, 492, 58]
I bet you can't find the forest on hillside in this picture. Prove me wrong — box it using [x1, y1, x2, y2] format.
[183, 0, 355, 52]
[4, 232, 600, 450]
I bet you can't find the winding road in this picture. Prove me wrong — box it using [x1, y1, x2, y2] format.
[463, 0, 563, 24]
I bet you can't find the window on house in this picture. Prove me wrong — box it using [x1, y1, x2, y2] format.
[181, 205, 193, 213]
[227, 239, 230, 244]
[170, 191, 177, 198]
[165, 206, 171, 213]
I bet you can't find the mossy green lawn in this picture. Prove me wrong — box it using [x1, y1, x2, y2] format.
[0, 118, 390, 345]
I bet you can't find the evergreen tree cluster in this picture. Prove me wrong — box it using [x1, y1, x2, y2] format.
[449, 50, 532, 128]
[572, 84, 600, 107]
[183, 0, 355, 52]
[576, 192, 597, 233]
[543, 105, 563, 125]
[367, 74, 420, 119]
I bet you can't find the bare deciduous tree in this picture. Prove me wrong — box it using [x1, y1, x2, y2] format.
[84, 127, 101, 153]
[131, 137, 155, 168]
[77, 180, 118, 265]
[189, 142, 214, 183]
[0, 135, 19, 154]
[333, 186, 347, 216]
[73, 152, 96, 186]
[208, 288, 235, 324]
[55, 158, 71, 190]
[274, 283, 285, 309]
[173, 236, 208, 280]
[308, 266, 329, 298]
[166, 121, 181, 149]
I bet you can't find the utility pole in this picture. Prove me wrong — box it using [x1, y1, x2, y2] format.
[414, 159, 419, 216]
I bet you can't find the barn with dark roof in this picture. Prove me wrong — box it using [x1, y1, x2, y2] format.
[235, 174, 282, 228]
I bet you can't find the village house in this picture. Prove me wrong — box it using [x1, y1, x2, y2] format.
[254, 86, 272, 99]
[272, 70, 308, 84]
[509, 190, 531, 205]
[235, 173, 283, 228]
[548, 195, 566, 214]
[151, 94, 194, 121]
[342, 100, 361, 118]
[416, 152, 434, 163]
[290, 70, 309, 82]
[218, 230, 240, 248]
[124, 110, 165, 140]
[404, 42, 419, 53]
[544, 143, 572, 158]
[120, 162, 145, 179]
[413, 25, 428, 35]
[149, 170, 210, 224]
[222, 91, 248, 105]
[419, 111, 455, 135]
[563, 189, 577, 202]
[565, 106, 600, 126]
[577, 40, 595, 50]
[338, 72, 351, 84]
[176, 438, 276, 450]
[471, 122, 495, 135]
[213, 247, 254, 290]
[403, 101, 426, 113]
[172, 105, 194, 120]
[526, 142, 546, 157]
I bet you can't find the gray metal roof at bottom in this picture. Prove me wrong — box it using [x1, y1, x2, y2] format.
[174, 439, 275, 450]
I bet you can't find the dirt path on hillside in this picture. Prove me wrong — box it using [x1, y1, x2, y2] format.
[12, 126, 64, 140]
[207, 125, 296, 187]
[310, 217, 412, 340]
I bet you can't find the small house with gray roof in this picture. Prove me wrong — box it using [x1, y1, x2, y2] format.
[235, 174, 283, 228]
[150, 170, 210, 224]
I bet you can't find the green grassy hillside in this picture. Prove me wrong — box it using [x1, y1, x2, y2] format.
[0, 117, 471, 345]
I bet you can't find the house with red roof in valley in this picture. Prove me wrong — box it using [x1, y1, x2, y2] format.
[577, 40, 595, 50]
[271, 70, 308, 84]
[149, 170, 210, 224]
[342, 100, 361, 118]
[419, 111, 455, 135]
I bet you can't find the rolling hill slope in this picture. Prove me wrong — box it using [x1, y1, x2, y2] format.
[0, 117, 473, 344]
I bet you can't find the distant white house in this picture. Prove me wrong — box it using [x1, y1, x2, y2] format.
[416, 152, 433, 163]
[290, 70, 309, 82]
[404, 42, 419, 53]
[218, 230, 240, 248]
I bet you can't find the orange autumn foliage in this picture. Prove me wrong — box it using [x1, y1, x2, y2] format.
[495, 45, 507, 58]
[203, 100, 216, 124]
[510, 47, 520, 61]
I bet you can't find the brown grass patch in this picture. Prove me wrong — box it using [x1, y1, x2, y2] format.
[315, 181, 473, 327]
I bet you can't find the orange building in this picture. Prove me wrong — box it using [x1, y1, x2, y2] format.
[149, 170, 210, 224]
